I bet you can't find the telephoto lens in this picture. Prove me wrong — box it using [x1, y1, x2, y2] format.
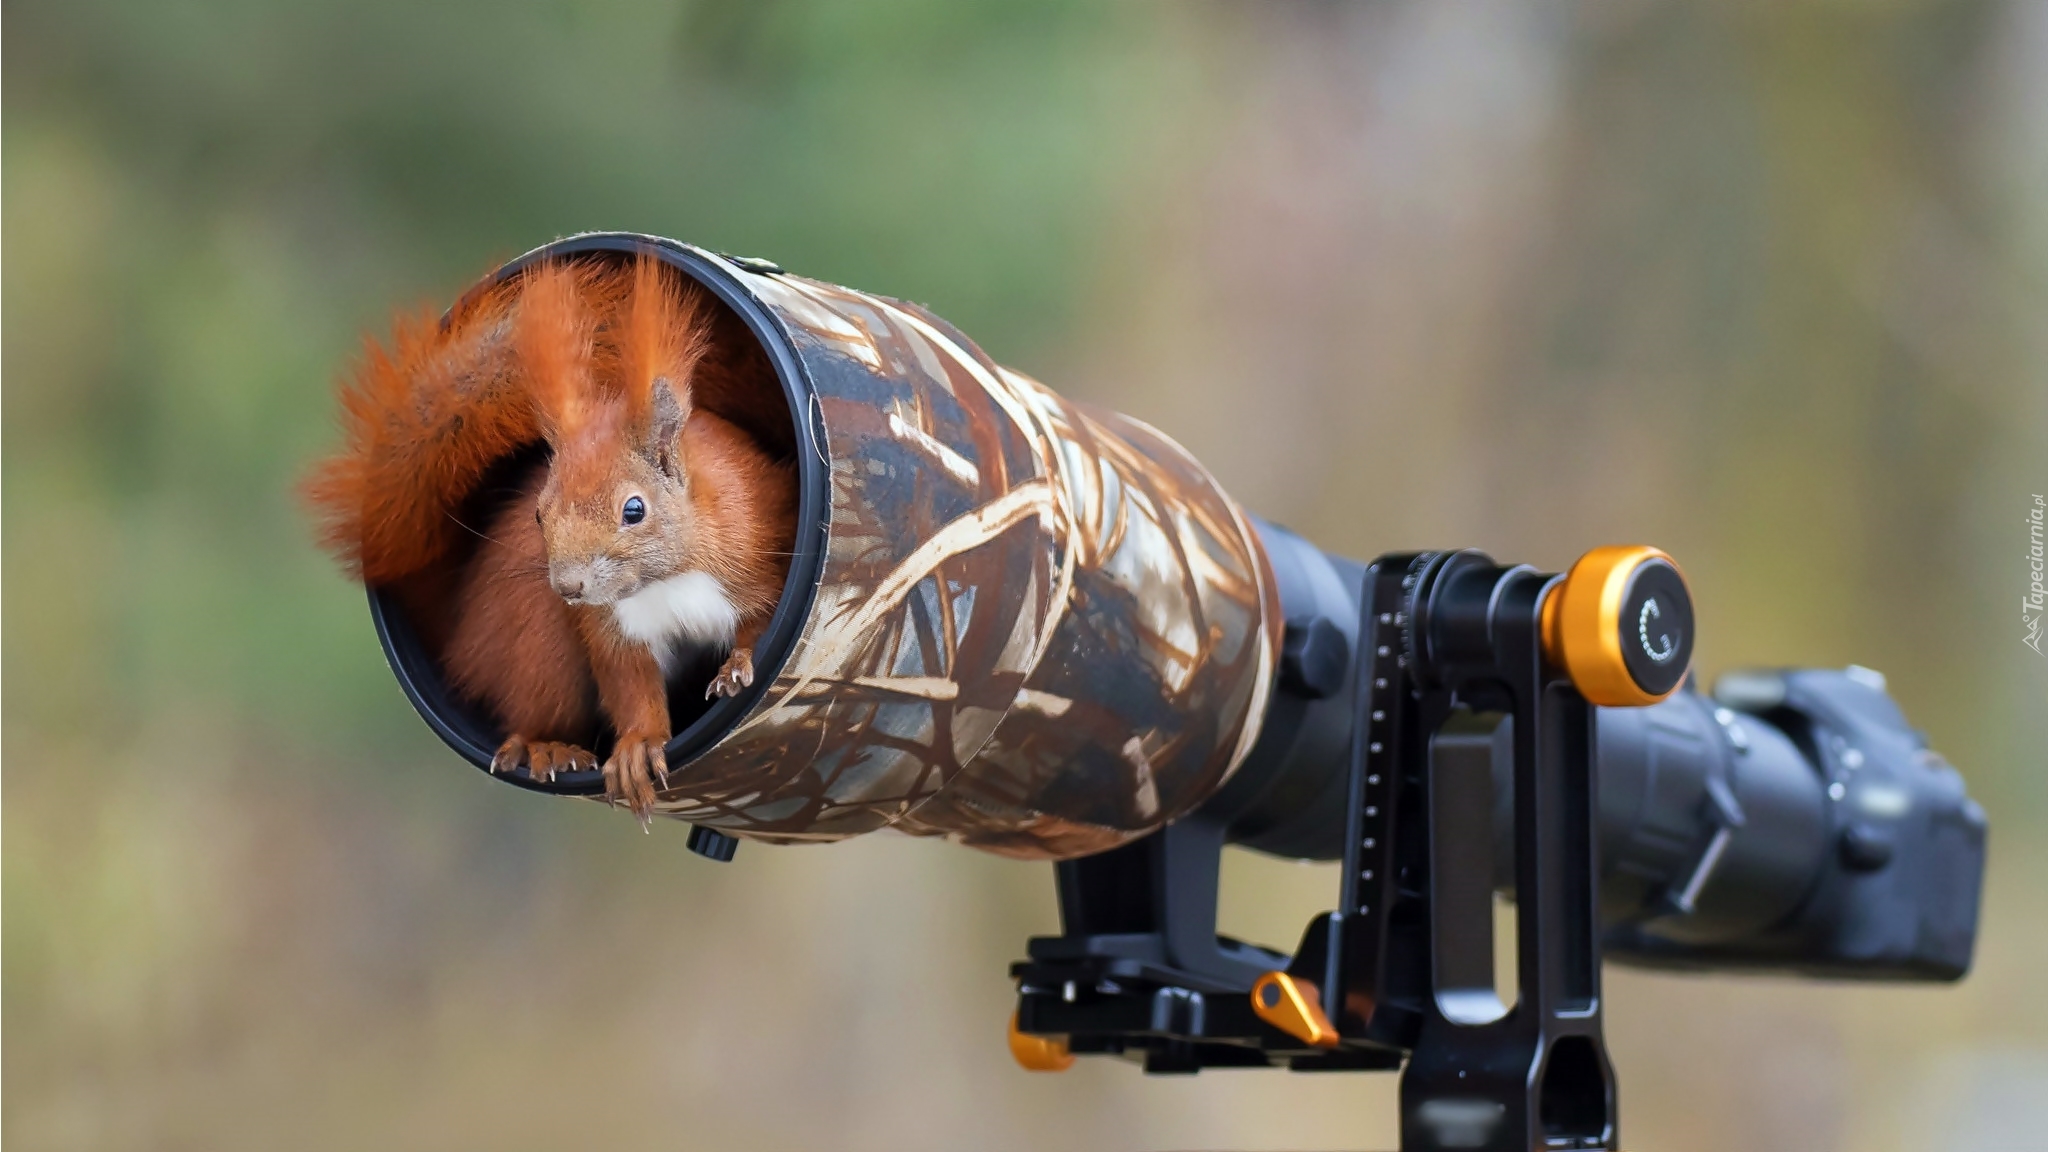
[362, 232, 1982, 982]
[371, 232, 1283, 859]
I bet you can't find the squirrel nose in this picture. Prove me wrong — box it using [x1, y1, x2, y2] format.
[551, 572, 587, 601]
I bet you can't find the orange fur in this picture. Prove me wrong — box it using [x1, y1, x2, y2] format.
[441, 398, 794, 815]
[311, 253, 799, 818]
[442, 467, 597, 741]
[301, 279, 531, 584]
[516, 260, 606, 444]
[675, 408, 798, 632]
[618, 252, 713, 428]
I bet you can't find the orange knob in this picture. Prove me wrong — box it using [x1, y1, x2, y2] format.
[1541, 545, 1694, 707]
[1007, 1011, 1075, 1072]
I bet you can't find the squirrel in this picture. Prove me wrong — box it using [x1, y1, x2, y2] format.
[305, 254, 797, 818]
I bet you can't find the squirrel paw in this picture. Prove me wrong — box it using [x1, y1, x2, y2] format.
[706, 648, 756, 700]
[603, 731, 669, 821]
[490, 737, 597, 784]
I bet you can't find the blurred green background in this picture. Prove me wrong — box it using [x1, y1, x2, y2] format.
[6, 2, 2046, 1149]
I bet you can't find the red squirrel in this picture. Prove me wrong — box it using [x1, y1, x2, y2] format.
[306, 255, 796, 817]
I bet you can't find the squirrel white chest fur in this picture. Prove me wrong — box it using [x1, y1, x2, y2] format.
[612, 570, 739, 676]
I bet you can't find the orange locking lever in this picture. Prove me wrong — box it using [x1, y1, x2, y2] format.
[1249, 971, 1341, 1048]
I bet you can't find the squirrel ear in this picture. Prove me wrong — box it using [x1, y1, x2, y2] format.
[650, 378, 692, 478]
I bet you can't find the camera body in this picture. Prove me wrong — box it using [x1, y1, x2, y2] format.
[1595, 667, 1984, 980]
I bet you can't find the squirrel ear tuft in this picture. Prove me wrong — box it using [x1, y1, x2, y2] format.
[516, 261, 600, 447]
[650, 377, 692, 478]
[620, 252, 712, 424]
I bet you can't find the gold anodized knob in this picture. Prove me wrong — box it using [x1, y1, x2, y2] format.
[1541, 545, 1694, 707]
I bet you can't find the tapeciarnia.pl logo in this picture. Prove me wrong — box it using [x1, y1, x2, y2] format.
[2028, 494, 2045, 656]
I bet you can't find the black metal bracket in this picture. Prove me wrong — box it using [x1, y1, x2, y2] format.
[1383, 552, 1615, 1151]
[1012, 810, 1401, 1073]
[1010, 550, 1619, 1151]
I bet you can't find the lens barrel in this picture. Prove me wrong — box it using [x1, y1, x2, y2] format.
[374, 232, 1284, 858]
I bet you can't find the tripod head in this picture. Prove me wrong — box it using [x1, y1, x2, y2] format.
[1010, 540, 1985, 1152]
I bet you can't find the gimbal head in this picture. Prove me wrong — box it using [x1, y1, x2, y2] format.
[1010, 541, 1983, 1152]
[1013, 546, 1686, 1150]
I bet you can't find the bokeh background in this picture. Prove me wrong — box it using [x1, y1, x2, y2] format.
[7, 2, 2047, 1149]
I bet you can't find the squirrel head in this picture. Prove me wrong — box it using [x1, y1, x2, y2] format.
[518, 256, 713, 607]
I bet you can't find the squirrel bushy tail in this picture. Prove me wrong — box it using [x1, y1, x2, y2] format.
[302, 280, 530, 584]
[302, 262, 624, 585]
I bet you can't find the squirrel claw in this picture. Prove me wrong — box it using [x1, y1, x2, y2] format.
[706, 648, 756, 700]
[529, 741, 596, 782]
[603, 732, 668, 820]
[490, 736, 529, 776]
[490, 736, 596, 784]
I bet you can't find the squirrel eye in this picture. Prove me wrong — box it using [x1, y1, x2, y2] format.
[621, 495, 646, 526]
